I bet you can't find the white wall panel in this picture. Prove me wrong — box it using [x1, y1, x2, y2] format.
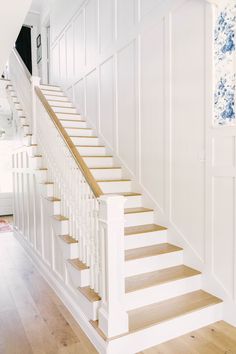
[85, 0, 98, 68]
[100, 58, 114, 147]
[117, 42, 136, 174]
[59, 35, 67, 83]
[86, 70, 98, 129]
[66, 26, 74, 83]
[139, 0, 161, 19]
[117, 0, 135, 39]
[99, 0, 114, 53]
[140, 20, 165, 207]
[213, 176, 235, 296]
[74, 79, 85, 115]
[74, 11, 85, 78]
[52, 44, 60, 84]
[170, 0, 205, 261]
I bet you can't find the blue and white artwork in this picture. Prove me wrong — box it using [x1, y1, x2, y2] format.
[215, 1, 236, 126]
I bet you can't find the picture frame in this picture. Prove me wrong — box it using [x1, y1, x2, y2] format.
[37, 34, 42, 63]
[36, 34, 41, 48]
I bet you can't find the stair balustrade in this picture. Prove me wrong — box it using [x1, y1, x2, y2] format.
[8, 49, 129, 338]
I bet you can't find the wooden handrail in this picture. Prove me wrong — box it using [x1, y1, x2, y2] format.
[35, 86, 103, 198]
[12, 48, 31, 82]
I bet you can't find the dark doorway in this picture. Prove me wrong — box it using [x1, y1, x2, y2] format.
[15, 26, 32, 74]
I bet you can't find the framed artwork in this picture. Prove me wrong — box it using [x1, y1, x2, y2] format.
[36, 34, 41, 48]
[37, 34, 42, 63]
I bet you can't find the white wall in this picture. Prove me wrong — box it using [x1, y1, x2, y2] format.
[48, 0, 236, 324]
[0, 0, 32, 74]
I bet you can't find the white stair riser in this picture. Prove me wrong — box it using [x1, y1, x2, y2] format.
[23, 135, 32, 146]
[98, 181, 131, 193]
[28, 145, 38, 157]
[66, 262, 90, 287]
[49, 101, 73, 107]
[71, 137, 100, 146]
[66, 128, 93, 136]
[10, 92, 16, 97]
[31, 157, 43, 169]
[58, 239, 79, 259]
[35, 170, 48, 183]
[22, 126, 30, 134]
[125, 251, 183, 277]
[90, 168, 122, 180]
[20, 117, 27, 125]
[125, 211, 154, 227]
[15, 103, 21, 110]
[41, 89, 65, 96]
[83, 157, 114, 168]
[125, 274, 202, 310]
[124, 195, 142, 208]
[40, 184, 54, 198]
[77, 146, 106, 156]
[60, 120, 87, 128]
[17, 110, 24, 117]
[40, 85, 61, 91]
[48, 200, 61, 215]
[52, 106, 77, 114]
[56, 113, 83, 120]
[12, 98, 19, 103]
[125, 230, 167, 250]
[107, 304, 223, 354]
[52, 218, 68, 235]
[45, 95, 69, 101]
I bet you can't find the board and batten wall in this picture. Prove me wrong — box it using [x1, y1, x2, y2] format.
[48, 0, 236, 324]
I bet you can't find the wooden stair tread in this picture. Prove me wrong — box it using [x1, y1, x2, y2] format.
[53, 215, 69, 221]
[72, 136, 98, 138]
[68, 258, 89, 270]
[125, 224, 167, 236]
[97, 179, 130, 182]
[65, 127, 91, 130]
[125, 265, 201, 293]
[54, 112, 80, 115]
[59, 235, 78, 244]
[76, 145, 105, 147]
[106, 192, 141, 197]
[125, 243, 182, 261]
[61, 119, 86, 122]
[124, 207, 153, 214]
[78, 286, 101, 302]
[91, 291, 222, 340]
[128, 290, 222, 333]
[90, 167, 121, 170]
[81, 155, 113, 158]
[46, 197, 61, 202]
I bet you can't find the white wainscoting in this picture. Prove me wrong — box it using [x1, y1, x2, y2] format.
[49, 0, 236, 323]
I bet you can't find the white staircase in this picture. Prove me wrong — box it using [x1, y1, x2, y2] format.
[8, 80, 223, 354]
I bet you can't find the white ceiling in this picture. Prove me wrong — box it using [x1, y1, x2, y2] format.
[30, 0, 42, 13]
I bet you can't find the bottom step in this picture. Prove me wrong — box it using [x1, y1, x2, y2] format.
[91, 290, 222, 354]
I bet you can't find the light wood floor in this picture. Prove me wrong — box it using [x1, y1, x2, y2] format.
[0, 231, 98, 354]
[140, 321, 236, 354]
[1, 231, 236, 354]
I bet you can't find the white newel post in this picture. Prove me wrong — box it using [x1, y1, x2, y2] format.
[98, 195, 129, 338]
[31, 76, 41, 144]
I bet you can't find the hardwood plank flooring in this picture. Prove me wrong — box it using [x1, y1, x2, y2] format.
[0, 231, 98, 354]
[139, 321, 236, 354]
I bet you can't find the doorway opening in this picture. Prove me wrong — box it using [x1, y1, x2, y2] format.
[15, 26, 32, 74]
